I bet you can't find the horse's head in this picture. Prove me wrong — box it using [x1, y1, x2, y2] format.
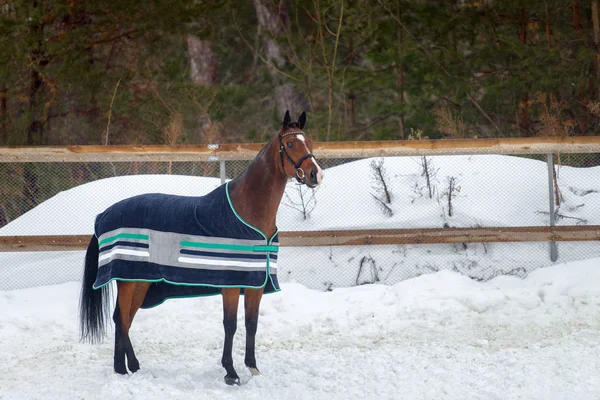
[277, 110, 323, 188]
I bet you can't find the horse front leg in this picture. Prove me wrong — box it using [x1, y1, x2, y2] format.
[244, 287, 264, 376]
[221, 288, 241, 385]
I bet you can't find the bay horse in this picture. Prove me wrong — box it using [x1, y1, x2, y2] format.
[79, 111, 322, 385]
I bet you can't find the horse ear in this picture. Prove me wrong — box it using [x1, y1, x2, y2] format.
[298, 111, 306, 129]
[283, 110, 291, 128]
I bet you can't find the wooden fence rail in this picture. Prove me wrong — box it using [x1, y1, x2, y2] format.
[1, 136, 600, 162]
[1, 225, 599, 252]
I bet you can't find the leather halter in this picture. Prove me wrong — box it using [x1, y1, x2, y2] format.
[278, 129, 315, 183]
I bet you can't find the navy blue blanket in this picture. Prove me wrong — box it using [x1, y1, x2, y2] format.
[92, 182, 280, 308]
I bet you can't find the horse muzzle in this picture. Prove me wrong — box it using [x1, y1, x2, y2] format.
[298, 165, 322, 188]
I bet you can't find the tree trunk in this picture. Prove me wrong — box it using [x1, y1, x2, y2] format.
[571, 0, 595, 121]
[449, 0, 457, 52]
[571, 0, 584, 37]
[346, 34, 355, 133]
[592, 1, 600, 83]
[253, 0, 309, 116]
[27, 0, 46, 146]
[22, 3, 46, 215]
[253, 0, 285, 67]
[394, 0, 406, 140]
[545, 2, 552, 49]
[593, 1, 600, 46]
[186, 35, 218, 85]
[23, 165, 40, 210]
[0, 84, 6, 144]
[0, 205, 8, 228]
[518, 8, 531, 136]
[186, 35, 218, 144]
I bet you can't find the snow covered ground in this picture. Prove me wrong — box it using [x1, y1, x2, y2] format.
[1, 260, 599, 399]
[1, 154, 600, 399]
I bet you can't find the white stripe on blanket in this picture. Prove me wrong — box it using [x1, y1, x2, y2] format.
[177, 256, 277, 270]
[99, 248, 150, 263]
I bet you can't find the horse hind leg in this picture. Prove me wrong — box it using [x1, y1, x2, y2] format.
[221, 288, 241, 385]
[112, 297, 127, 375]
[114, 281, 151, 374]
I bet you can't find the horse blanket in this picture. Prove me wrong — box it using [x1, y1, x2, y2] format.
[92, 182, 280, 308]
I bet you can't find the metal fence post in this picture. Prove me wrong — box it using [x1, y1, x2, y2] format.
[547, 153, 558, 262]
[207, 143, 226, 185]
[220, 160, 226, 184]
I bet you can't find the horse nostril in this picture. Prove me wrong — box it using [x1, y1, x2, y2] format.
[310, 169, 317, 184]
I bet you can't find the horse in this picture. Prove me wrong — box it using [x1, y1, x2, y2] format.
[79, 110, 322, 385]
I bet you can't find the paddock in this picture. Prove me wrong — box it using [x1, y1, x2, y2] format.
[1, 138, 600, 399]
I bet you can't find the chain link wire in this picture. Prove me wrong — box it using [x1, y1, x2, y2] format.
[1, 153, 599, 290]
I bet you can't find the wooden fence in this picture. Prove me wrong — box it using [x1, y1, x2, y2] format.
[1, 136, 599, 252]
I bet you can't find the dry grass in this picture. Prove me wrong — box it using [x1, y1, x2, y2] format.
[201, 120, 221, 143]
[407, 127, 428, 140]
[431, 105, 470, 138]
[587, 101, 600, 118]
[535, 93, 570, 138]
[163, 111, 184, 145]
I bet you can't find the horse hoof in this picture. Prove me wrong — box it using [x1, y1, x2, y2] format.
[114, 366, 128, 375]
[248, 367, 260, 376]
[128, 358, 140, 373]
[224, 375, 240, 386]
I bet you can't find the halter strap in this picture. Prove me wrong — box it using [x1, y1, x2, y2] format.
[278, 129, 315, 183]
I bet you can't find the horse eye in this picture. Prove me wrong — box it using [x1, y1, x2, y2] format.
[286, 141, 293, 148]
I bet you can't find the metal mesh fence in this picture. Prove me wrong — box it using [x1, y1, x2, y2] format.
[1, 152, 600, 291]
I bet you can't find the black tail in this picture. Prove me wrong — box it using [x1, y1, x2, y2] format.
[79, 235, 111, 344]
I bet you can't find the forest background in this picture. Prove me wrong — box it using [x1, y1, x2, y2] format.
[1, 0, 600, 146]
